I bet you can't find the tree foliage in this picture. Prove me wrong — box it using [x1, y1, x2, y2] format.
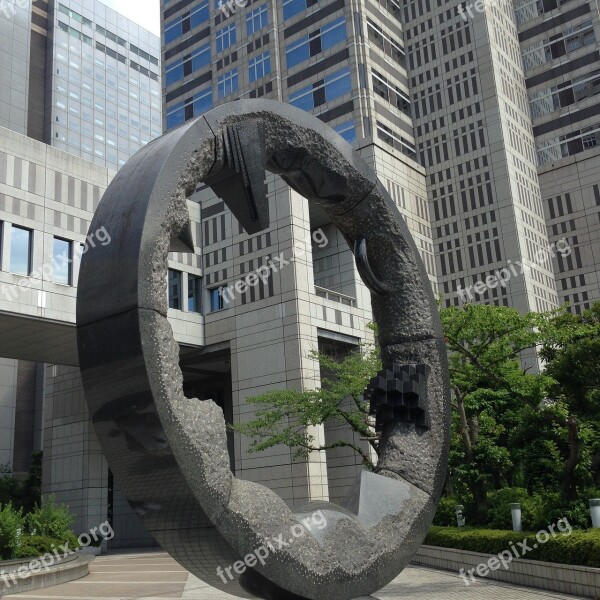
[230, 336, 381, 470]
[231, 301, 600, 528]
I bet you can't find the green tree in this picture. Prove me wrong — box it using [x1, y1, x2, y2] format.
[26, 496, 75, 540]
[0, 503, 24, 560]
[539, 301, 600, 499]
[230, 336, 381, 470]
[441, 303, 555, 522]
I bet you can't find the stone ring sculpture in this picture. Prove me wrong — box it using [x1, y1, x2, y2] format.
[76, 100, 451, 600]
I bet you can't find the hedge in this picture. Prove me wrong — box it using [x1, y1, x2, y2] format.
[424, 526, 600, 569]
[14, 535, 73, 560]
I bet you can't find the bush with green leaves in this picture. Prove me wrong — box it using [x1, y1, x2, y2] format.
[433, 496, 462, 527]
[425, 526, 600, 568]
[14, 534, 78, 559]
[25, 497, 74, 541]
[486, 488, 534, 530]
[0, 503, 24, 560]
[434, 487, 600, 531]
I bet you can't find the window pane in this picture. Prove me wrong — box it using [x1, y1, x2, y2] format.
[210, 287, 224, 312]
[10, 227, 32, 275]
[283, 0, 307, 19]
[321, 17, 346, 50]
[289, 85, 314, 110]
[286, 36, 309, 68]
[325, 68, 351, 101]
[53, 238, 72, 284]
[188, 275, 202, 312]
[168, 269, 182, 309]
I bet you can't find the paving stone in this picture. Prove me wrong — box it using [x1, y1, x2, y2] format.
[9, 550, 584, 600]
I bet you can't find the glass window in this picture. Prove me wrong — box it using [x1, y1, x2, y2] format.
[320, 17, 346, 50]
[193, 88, 213, 115]
[247, 4, 268, 36]
[210, 286, 226, 312]
[190, 1, 210, 28]
[52, 237, 72, 285]
[10, 226, 32, 275]
[216, 23, 236, 53]
[168, 269, 183, 310]
[283, 0, 307, 20]
[166, 102, 185, 129]
[188, 275, 202, 312]
[325, 67, 352, 101]
[191, 43, 211, 71]
[218, 68, 239, 99]
[166, 58, 184, 86]
[285, 17, 346, 68]
[289, 83, 314, 110]
[334, 120, 356, 143]
[249, 51, 271, 82]
[286, 34, 310, 68]
[164, 18, 183, 44]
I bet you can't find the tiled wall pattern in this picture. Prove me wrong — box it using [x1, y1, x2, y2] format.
[47, 0, 162, 170]
[0, 358, 18, 468]
[405, 0, 559, 315]
[517, 0, 600, 315]
[540, 149, 600, 313]
[0, 0, 31, 135]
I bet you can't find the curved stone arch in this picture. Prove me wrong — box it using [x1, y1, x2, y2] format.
[77, 100, 450, 600]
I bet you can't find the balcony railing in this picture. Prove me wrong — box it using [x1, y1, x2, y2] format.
[315, 285, 357, 307]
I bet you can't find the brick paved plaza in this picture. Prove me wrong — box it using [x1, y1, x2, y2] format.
[9, 550, 584, 600]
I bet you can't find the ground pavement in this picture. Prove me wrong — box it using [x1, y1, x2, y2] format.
[10, 550, 585, 600]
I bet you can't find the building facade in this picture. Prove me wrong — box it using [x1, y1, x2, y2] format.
[516, 0, 600, 313]
[46, 0, 162, 169]
[159, 0, 441, 508]
[0, 0, 162, 171]
[0, 0, 163, 543]
[0, 0, 598, 552]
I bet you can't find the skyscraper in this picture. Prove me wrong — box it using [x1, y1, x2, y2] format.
[1, 0, 162, 170]
[516, 0, 600, 313]
[405, 0, 560, 314]
[160, 0, 440, 506]
[0, 0, 164, 544]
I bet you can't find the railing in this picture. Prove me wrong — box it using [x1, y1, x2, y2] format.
[314, 285, 357, 307]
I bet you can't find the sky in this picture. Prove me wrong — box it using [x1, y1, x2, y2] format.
[99, 0, 161, 35]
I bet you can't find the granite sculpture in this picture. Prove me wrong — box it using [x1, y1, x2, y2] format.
[76, 100, 451, 600]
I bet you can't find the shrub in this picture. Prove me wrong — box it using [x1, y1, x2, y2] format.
[20, 452, 42, 515]
[424, 526, 600, 568]
[25, 496, 74, 541]
[0, 467, 23, 509]
[0, 503, 24, 560]
[486, 488, 540, 531]
[433, 496, 461, 527]
[14, 534, 78, 559]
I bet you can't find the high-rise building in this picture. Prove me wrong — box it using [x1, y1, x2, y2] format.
[160, 0, 441, 506]
[0, 0, 32, 136]
[516, 0, 600, 313]
[404, 0, 560, 315]
[0, 0, 164, 544]
[1, 0, 162, 170]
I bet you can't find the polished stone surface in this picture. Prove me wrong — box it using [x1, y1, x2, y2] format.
[76, 100, 451, 600]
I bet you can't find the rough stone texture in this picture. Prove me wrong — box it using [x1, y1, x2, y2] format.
[378, 340, 451, 501]
[76, 100, 451, 600]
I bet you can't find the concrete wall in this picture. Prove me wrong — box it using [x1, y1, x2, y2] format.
[414, 544, 600, 599]
[0, 0, 31, 135]
[0, 359, 18, 468]
[539, 149, 600, 314]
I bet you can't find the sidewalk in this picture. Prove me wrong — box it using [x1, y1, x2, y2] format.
[9, 550, 586, 600]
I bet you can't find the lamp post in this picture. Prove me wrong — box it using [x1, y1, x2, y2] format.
[590, 499, 600, 528]
[511, 503, 522, 532]
[456, 505, 466, 527]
